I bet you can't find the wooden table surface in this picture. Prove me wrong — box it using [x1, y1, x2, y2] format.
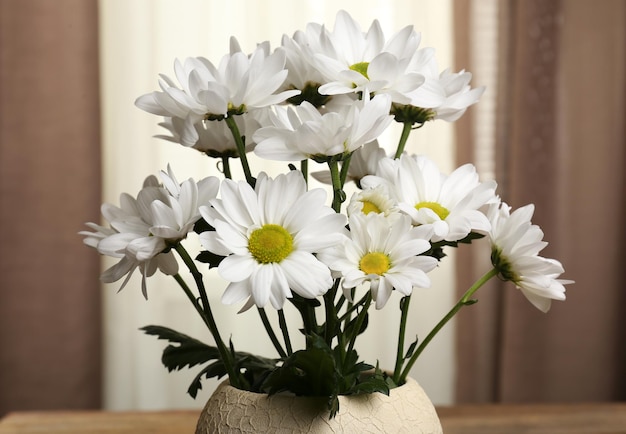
[1, 403, 625, 433]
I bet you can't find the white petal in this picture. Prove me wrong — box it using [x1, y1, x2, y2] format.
[219, 254, 256, 282]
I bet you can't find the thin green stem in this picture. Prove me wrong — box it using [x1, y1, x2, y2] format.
[221, 156, 232, 179]
[225, 116, 254, 186]
[335, 294, 347, 313]
[174, 244, 241, 388]
[328, 159, 344, 213]
[338, 292, 370, 323]
[393, 295, 411, 384]
[394, 122, 413, 159]
[257, 308, 287, 358]
[172, 273, 210, 328]
[346, 292, 372, 357]
[323, 278, 341, 346]
[300, 159, 308, 186]
[399, 267, 498, 384]
[339, 153, 352, 186]
[343, 288, 356, 326]
[277, 309, 293, 356]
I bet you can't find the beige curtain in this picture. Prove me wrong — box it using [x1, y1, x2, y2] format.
[0, 0, 102, 415]
[455, 0, 626, 402]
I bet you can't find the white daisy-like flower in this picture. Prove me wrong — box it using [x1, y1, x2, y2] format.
[347, 185, 397, 218]
[135, 37, 300, 122]
[488, 201, 572, 313]
[81, 166, 219, 298]
[304, 10, 427, 104]
[253, 93, 392, 162]
[397, 65, 485, 124]
[199, 170, 347, 311]
[279, 26, 332, 107]
[319, 213, 437, 309]
[149, 165, 220, 242]
[155, 111, 263, 156]
[362, 154, 497, 243]
[81, 187, 177, 298]
[432, 69, 485, 121]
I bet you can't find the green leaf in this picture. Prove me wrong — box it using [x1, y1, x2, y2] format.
[195, 251, 225, 268]
[404, 335, 419, 359]
[262, 336, 337, 397]
[142, 325, 279, 397]
[187, 361, 227, 398]
[141, 325, 196, 343]
[140, 325, 217, 371]
[427, 231, 486, 260]
[344, 311, 369, 338]
[352, 375, 390, 395]
[193, 218, 214, 234]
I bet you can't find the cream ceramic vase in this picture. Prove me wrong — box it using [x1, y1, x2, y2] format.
[195, 375, 443, 433]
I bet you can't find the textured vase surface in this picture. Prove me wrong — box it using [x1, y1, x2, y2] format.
[195, 376, 443, 433]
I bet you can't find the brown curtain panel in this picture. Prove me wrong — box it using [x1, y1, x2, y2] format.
[0, 0, 102, 415]
[455, 0, 626, 402]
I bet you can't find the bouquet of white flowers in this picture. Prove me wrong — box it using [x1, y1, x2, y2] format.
[82, 10, 571, 418]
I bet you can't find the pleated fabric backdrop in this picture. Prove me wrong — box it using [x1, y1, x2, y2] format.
[0, 0, 102, 416]
[455, 0, 626, 403]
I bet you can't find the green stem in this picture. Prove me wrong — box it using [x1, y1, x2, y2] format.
[257, 308, 287, 358]
[174, 244, 241, 388]
[323, 278, 341, 346]
[339, 153, 352, 186]
[346, 292, 372, 357]
[393, 295, 411, 384]
[287, 297, 318, 341]
[225, 116, 254, 186]
[278, 309, 293, 356]
[394, 122, 413, 159]
[335, 294, 347, 313]
[300, 159, 308, 186]
[338, 292, 370, 323]
[172, 273, 210, 329]
[399, 267, 498, 384]
[328, 159, 344, 213]
[221, 156, 232, 179]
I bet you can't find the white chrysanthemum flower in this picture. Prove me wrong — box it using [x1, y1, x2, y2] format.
[311, 141, 389, 187]
[81, 189, 177, 298]
[488, 201, 572, 313]
[278, 26, 333, 107]
[302, 10, 427, 104]
[319, 213, 437, 309]
[347, 185, 397, 218]
[253, 93, 392, 161]
[155, 111, 263, 156]
[81, 166, 219, 298]
[400, 66, 485, 123]
[135, 37, 300, 122]
[362, 154, 497, 243]
[432, 69, 485, 121]
[149, 165, 220, 242]
[199, 171, 347, 310]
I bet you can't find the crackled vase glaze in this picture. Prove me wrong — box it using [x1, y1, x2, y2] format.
[195, 376, 442, 433]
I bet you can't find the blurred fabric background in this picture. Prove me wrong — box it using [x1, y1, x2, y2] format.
[0, 0, 624, 416]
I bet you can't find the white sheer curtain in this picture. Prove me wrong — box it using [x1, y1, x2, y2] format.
[99, 0, 456, 410]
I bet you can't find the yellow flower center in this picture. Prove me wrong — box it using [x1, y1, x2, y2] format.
[359, 252, 391, 275]
[349, 62, 370, 79]
[248, 224, 294, 264]
[360, 200, 382, 215]
[415, 201, 450, 220]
